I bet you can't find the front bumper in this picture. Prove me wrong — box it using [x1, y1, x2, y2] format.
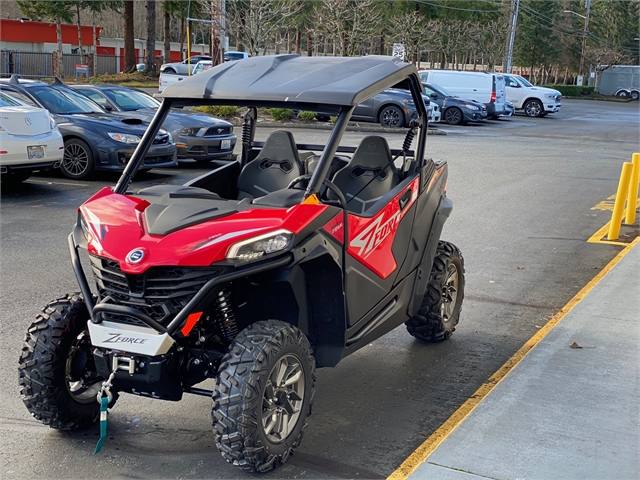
[176, 134, 237, 160]
[95, 139, 178, 171]
[462, 108, 486, 122]
[544, 103, 561, 113]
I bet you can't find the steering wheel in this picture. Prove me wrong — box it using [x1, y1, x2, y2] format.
[288, 174, 348, 209]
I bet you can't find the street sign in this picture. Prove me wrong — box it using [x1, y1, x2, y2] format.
[392, 43, 405, 60]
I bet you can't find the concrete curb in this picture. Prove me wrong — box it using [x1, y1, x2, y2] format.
[232, 121, 447, 135]
[563, 96, 633, 103]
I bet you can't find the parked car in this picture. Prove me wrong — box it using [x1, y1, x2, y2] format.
[0, 76, 177, 180]
[72, 85, 236, 162]
[0, 90, 64, 184]
[159, 59, 214, 93]
[419, 70, 507, 118]
[503, 100, 515, 117]
[317, 87, 439, 127]
[502, 74, 562, 117]
[160, 55, 212, 75]
[422, 83, 486, 125]
[224, 51, 250, 62]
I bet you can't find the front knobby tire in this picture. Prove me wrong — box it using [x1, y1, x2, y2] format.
[18, 293, 115, 430]
[212, 320, 316, 473]
[406, 241, 465, 342]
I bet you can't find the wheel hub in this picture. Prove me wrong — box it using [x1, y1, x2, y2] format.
[441, 264, 459, 321]
[262, 354, 305, 443]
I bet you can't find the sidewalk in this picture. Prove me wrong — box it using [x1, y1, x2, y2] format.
[407, 241, 639, 480]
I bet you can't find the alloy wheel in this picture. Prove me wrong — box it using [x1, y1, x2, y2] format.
[440, 263, 459, 322]
[380, 107, 402, 127]
[525, 101, 542, 117]
[65, 331, 103, 404]
[262, 354, 305, 443]
[63, 143, 89, 176]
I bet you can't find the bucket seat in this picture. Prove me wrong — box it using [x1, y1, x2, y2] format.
[330, 136, 400, 214]
[237, 130, 303, 200]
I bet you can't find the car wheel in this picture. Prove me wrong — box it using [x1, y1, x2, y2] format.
[523, 99, 544, 117]
[18, 293, 117, 430]
[164, 68, 177, 75]
[61, 138, 95, 180]
[379, 105, 405, 128]
[631, 90, 639, 101]
[616, 90, 630, 98]
[212, 320, 315, 473]
[444, 107, 464, 125]
[315, 114, 331, 122]
[405, 241, 465, 342]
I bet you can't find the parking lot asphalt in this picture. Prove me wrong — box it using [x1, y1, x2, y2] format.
[1, 99, 638, 479]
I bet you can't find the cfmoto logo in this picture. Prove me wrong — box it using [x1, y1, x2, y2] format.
[24, 117, 32, 126]
[126, 249, 145, 263]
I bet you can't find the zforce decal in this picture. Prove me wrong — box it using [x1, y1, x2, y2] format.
[350, 209, 402, 258]
[324, 177, 420, 279]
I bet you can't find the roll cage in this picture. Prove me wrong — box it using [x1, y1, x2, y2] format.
[114, 55, 429, 199]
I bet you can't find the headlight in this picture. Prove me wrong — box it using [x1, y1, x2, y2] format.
[403, 99, 415, 106]
[464, 104, 480, 111]
[49, 114, 56, 129]
[179, 127, 200, 136]
[107, 132, 141, 144]
[544, 94, 556, 99]
[227, 229, 293, 261]
[160, 129, 174, 143]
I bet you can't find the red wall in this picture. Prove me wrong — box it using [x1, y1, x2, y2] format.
[0, 19, 101, 46]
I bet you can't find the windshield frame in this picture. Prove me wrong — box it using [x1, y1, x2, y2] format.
[103, 88, 160, 111]
[28, 86, 106, 114]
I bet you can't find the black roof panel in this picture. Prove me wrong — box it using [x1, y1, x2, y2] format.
[158, 54, 420, 109]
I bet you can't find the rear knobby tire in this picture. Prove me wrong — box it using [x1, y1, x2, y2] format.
[406, 241, 465, 342]
[212, 320, 316, 473]
[18, 293, 115, 430]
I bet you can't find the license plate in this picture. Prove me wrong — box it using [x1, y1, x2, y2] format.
[27, 146, 44, 159]
[221, 139, 231, 150]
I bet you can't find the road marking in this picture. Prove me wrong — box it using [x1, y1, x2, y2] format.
[27, 179, 89, 187]
[591, 194, 616, 211]
[587, 197, 640, 245]
[387, 236, 640, 480]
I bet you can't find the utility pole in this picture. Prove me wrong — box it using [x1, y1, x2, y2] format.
[578, 0, 591, 84]
[505, 0, 519, 74]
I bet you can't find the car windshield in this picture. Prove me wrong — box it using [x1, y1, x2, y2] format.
[104, 88, 160, 111]
[193, 62, 212, 75]
[0, 92, 22, 107]
[427, 84, 452, 97]
[29, 86, 104, 114]
[225, 53, 245, 61]
[514, 75, 533, 87]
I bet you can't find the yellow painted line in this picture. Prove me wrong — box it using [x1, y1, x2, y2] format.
[388, 236, 640, 480]
[587, 197, 640, 244]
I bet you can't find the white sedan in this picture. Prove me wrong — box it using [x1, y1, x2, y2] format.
[0, 91, 64, 184]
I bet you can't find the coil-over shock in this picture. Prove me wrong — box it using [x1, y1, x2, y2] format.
[216, 287, 238, 341]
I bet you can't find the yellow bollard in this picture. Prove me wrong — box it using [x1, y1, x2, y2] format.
[608, 162, 633, 240]
[624, 153, 640, 225]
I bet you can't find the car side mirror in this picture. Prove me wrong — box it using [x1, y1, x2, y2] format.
[104, 104, 113, 112]
[430, 93, 438, 100]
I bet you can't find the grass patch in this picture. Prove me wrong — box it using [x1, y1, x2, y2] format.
[89, 71, 159, 87]
[270, 108, 294, 120]
[192, 105, 238, 118]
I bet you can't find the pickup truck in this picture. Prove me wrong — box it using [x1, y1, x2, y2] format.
[502, 74, 562, 117]
[159, 61, 212, 93]
[159, 55, 212, 75]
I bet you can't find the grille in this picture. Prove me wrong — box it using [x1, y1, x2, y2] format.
[153, 133, 170, 145]
[204, 126, 232, 137]
[90, 255, 224, 327]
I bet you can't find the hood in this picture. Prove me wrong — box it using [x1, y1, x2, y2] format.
[446, 96, 484, 108]
[53, 112, 151, 135]
[78, 187, 326, 274]
[112, 108, 233, 131]
[528, 86, 562, 96]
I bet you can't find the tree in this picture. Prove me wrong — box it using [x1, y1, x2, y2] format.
[226, 0, 301, 57]
[313, 0, 383, 57]
[123, 0, 136, 72]
[16, 1, 74, 76]
[145, 0, 157, 71]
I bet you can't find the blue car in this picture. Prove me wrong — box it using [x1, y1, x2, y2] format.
[0, 76, 177, 180]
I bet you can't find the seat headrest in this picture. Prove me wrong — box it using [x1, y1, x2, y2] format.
[256, 130, 301, 169]
[351, 136, 394, 171]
